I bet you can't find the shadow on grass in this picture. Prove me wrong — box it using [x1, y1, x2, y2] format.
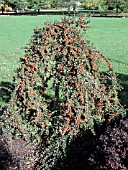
[0, 81, 15, 105]
[116, 73, 128, 109]
[0, 81, 15, 116]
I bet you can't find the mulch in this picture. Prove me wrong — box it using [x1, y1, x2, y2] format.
[0, 131, 39, 170]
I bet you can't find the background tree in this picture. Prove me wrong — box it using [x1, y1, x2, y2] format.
[0, 0, 5, 13]
[26, 0, 59, 9]
[27, 0, 51, 13]
[105, 0, 128, 12]
[61, 0, 79, 11]
[0, 0, 4, 6]
[3, 0, 28, 11]
[80, 0, 99, 10]
[50, 0, 63, 8]
[80, 0, 110, 11]
[80, 0, 128, 12]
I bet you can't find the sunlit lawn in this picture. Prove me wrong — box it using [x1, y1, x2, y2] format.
[87, 17, 128, 74]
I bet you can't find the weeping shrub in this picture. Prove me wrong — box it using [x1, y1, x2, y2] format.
[1, 16, 126, 169]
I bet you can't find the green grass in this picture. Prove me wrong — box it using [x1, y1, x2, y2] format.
[0, 16, 128, 108]
[86, 17, 128, 74]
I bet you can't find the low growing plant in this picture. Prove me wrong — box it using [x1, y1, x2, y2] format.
[0, 15, 126, 169]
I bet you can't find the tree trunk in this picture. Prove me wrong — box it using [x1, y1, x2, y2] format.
[2, 7, 4, 14]
[54, 84, 59, 110]
[116, 4, 119, 13]
[38, 9, 40, 14]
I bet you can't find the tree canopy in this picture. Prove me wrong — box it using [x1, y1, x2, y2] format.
[80, 0, 128, 12]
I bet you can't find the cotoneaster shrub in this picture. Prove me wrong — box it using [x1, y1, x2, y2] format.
[1, 16, 126, 169]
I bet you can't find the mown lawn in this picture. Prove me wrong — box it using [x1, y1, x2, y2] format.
[87, 17, 128, 74]
[0, 16, 128, 108]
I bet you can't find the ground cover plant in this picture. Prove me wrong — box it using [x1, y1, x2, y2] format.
[0, 14, 127, 170]
[0, 15, 127, 169]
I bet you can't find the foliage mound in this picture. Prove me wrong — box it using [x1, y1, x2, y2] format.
[1, 16, 126, 169]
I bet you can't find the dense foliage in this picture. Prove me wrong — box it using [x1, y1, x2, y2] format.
[1, 16, 126, 169]
[81, 0, 128, 12]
